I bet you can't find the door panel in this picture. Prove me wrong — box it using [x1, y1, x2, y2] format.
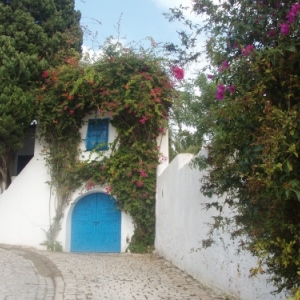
[71, 193, 121, 252]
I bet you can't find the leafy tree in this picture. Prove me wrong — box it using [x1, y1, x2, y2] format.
[165, 0, 300, 297]
[169, 73, 216, 160]
[0, 0, 82, 191]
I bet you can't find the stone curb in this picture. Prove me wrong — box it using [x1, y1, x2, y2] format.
[0, 243, 64, 300]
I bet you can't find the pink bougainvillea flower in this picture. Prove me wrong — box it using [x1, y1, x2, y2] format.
[287, 3, 300, 23]
[242, 44, 255, 56]
[286, 10, 298, 23]
[151, 87, 162, 96]
[139, 170, 147, 177]
[207, 74, 213, 79]
[217, 83, 226, 92]
[279, 23, 290, 35]
[158, 153, 168, 163]
[42, 71, 49, 78]
[228, 85, 236, 94]
[216, 91, 225, 100]
[69, 109, 74, 115]
[136, 180, 143, 187]
[105, 186, 113, 194]
[158, 127, 165, 133]
[127, 172, 132, 177]
[139, 116, 149, 124]
[218, 60, 229, 72]
[171, 66, 184, 80]
[216, 83, 226, 100]
[86, 180, 95, 191]
[267, 29, 276, 37]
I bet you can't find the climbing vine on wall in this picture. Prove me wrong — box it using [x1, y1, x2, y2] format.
[37, 41, 179, 252]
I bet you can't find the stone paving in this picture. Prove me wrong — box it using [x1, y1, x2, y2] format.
[0, 247, 55, 300]
[0, 245, 230, 300]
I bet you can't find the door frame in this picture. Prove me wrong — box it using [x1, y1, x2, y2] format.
[70, 192, 121, 252]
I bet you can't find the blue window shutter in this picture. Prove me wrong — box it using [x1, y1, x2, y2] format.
[86, 119, 109, 151]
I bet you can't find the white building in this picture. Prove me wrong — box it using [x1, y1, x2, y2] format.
[0, 113, 169, 253]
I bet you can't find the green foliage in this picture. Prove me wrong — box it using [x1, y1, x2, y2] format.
[166, 0, 300, 296]
[40, 240, 63, 252]
[0, 0, 82, 190]
[169, 74, 217, 160]
[38, 42, 175, 251]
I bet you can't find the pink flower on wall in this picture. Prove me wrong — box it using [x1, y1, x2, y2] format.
[42, 71, 49, 78]
[139, 116, 149, 124]
[86, 180, 95, 191]
[105, 186, 113, 194]
[136, 180, 143, 187]
[139, 170, 147, 177]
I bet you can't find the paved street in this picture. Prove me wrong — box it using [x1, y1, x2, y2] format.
[0, 247, 55, 300]
[0, 245, 228, 300]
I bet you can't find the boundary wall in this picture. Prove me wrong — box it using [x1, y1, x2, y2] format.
[155, 153, 285, 300]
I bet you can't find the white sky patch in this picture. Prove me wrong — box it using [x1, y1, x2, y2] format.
[81, 38, 128, 63]
[81, 45, 103, 63]
[151, 0, 192, 9]
[150, 0, 202, 23]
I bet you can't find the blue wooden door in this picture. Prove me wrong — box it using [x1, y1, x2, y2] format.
[71, 193, 121, 252]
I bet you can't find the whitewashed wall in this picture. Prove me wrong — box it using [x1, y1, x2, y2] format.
[0, 112, 169, 251]
[155, 153, 286, 300]
[0, 135, 54, 248]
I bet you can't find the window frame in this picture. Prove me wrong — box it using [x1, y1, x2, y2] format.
[85, 118, 109, 151]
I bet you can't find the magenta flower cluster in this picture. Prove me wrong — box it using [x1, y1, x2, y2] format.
[218, 60, 230, 72]
[286, 3, 300, 23]
[171, 66, 184, 80]
[216, 83, 236, 100]
[279, 2, 300, 35]
[242, 44, 255, 56]
[280, 23, 290, 35]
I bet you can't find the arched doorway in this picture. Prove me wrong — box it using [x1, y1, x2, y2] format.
[71, 193, 121, 252]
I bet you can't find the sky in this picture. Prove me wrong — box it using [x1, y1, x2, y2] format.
[75, 0, 194, 51]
